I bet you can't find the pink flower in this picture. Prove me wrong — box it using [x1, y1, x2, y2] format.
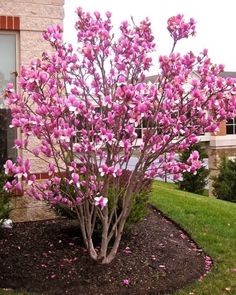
[48, 163, 56, 176]
[167, 14, 196, 42]
[98, 164, 109, 176]
[94, 11, 100, 19]
[27, 175, 36, 186]
[4, 182, 13, 192]
[75, 197, 82, 204]
[69, 173, 80, 188]
[53, 176, 61, 185]
[14, 139, 28, 149]
[4, 160, 15, 175]
[94, 196, 108, 209]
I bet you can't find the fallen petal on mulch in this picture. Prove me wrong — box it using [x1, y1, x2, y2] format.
[0, 207, 209, 295]
[122, 278, 130, 286]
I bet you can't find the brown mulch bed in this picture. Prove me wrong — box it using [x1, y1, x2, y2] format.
[0, 207, 209, 295]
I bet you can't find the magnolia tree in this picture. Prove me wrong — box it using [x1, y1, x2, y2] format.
[4, 9, 236, 263]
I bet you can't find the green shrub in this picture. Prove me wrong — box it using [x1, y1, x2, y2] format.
[178, 143, 209, 195]
[0, 196, 11, 226]
[115, 170, 152, 227]
[126, 190, 150, 227]
[0, 173, 11, 227]
[53, 170, 152, 229]
[52, 178, 78, 219]
[212, 156, 236, 203]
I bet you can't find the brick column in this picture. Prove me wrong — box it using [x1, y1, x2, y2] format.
[216, 121, 226, 136]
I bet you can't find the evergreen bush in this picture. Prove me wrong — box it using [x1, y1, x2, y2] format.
[0, 173, 11, 227]
[178, 143, 209, 195]
[53, 170, 152, 228]
[212, 156, 236, 203]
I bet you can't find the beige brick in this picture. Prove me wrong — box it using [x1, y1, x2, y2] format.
[20, 32, 53, 64]
[22, 149, 49, 173]
[0, 2, 64, 20]
[10, 195, 56, 222]
[21, 17, 62, 31]
[215, 121, 226, 136]
[21, 48, 52, 65]
[1, 0, 64, 220]
[14, 0, 64, 5]
[20, 31, 47, 49]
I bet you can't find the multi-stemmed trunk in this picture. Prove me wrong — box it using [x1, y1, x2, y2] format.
[78, 179, 136, 264]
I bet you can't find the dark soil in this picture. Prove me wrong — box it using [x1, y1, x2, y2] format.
[0, 207, 209, 295]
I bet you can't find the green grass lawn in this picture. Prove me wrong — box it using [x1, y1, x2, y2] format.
[151, 181, 236, 295]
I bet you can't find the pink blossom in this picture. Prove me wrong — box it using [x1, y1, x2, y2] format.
[48, 163, 56, 176]
[14, 139, 28, 149]
[167, 14, 196, 42]
[4, 182, 13, 192]
[69, 173, 80, 188]
[27, 175, 36, 186]
[94, 11, 100, 19]
[75, 197, 82, 204]
[4, 160, 16, 175]
[94, 196, 108, 209]
[4, 8, 236, 264]
[98, 164, 117, 177]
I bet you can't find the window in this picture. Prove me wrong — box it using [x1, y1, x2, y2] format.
[73, 107, 101, 143]
[135, 118, 157, 139]
[226, 118, 236, 135]
[0, 32, 18, 167]
[135, 119, 148, 139]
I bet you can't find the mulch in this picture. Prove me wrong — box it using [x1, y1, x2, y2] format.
[0, 206, 211, 295]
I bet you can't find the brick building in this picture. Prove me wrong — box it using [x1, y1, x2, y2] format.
[0, 0, 64, 220]
[0, 0, 64, 172]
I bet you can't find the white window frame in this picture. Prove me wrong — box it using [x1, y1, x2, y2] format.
[0, 31, 19, 162]
[0, 31, 19, 97]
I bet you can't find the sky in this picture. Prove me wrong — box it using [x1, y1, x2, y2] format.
[64, 0, 236, 74]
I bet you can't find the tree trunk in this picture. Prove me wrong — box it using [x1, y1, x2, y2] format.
[101, 211, 127, 264]
[97, 208, 109, 262]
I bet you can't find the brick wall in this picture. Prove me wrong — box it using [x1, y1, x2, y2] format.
[216, 121, 226, 136]
[0, 0, 64, 173]
[0, 0, 64, 221]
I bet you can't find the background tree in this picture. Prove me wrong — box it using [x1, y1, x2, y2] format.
[4, 10, 236, 263]
[178, 143, 209, 194]
[212, 156, 236, 203]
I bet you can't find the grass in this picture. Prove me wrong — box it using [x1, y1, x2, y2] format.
[151, 181, 236, 295]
